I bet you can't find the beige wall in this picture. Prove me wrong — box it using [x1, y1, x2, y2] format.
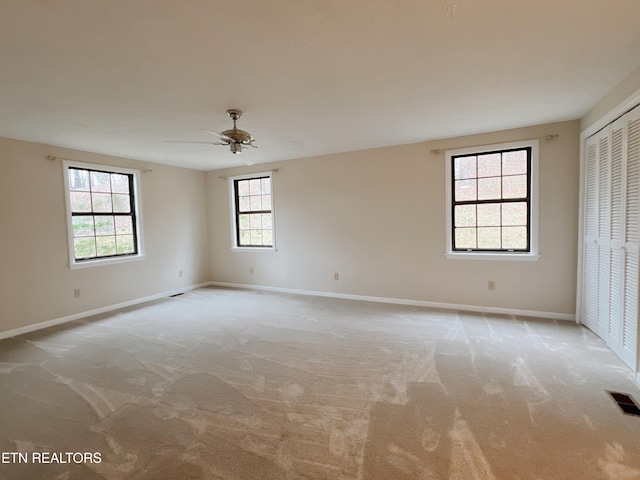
[0, 137, 210, 334]
[581, 65, 640, 133]
[0, 119, 580, 336]
[207, 120, 580, 316]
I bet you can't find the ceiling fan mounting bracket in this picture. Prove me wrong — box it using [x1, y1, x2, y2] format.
[226, 109, 242, 121]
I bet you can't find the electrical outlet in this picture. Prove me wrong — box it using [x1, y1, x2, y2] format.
[334, 273, 339, 281]
[74, 288, 81, 298]
[178, 270, 183, 278]
[488, 280, 496, 291]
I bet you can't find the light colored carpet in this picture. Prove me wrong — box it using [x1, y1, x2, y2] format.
[1, 287, 640, 479]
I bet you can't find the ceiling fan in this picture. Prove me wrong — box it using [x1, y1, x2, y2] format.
[167, 109, 257, 154]
[166, 109, 303, 159]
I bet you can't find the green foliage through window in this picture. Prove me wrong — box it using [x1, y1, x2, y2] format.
[68, 167, 138, 261]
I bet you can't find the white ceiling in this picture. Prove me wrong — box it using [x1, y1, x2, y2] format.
[1, 1, 640, 171]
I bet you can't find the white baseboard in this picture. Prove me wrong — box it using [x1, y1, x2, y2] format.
[0, 282, 210, 340]
[208, 282, 576, 322]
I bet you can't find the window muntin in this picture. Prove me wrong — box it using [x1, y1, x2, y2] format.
[451, 147, 531, 252]
[232, 174, 274, 248]
[64, 162, 142, 265]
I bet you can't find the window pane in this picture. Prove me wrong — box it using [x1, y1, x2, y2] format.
[261, 177, 271, 194]
[454, 205, 476, 227]
[115, 216, 133, 234]
[477, 204, 500, 226]
[92, 193, 112, 212]
[69, 169, 90, 191]
[250, 230, 263, 245]
[249, 179, 261, 195]
[261, 194, 272, 211]
[478, 177, 501, 200]
[502, 202, 527, 226]
[249, 213, 262, 229]
[477, 153, 501, 178]
[261, 213, 272, 229]
[70, 191, 92, 212]
[237, 180, 249, 196]
[90, 171, 111, 193]
[262, 230, 273, 246]
[454, 156, 476, 180]
[111, 174, 130, 194]
[72, 216, 95, 237]
[112, 194, 130, 213]
[239, 196, 251, 212]
[74, 237, 96, 259]
[454, 179, 476, 201]
[478, 227, 501, 249]
[116, 235, 135, 254]
[249, 196, 261, 211]
[239, 230, 251, 246]
[503, 175, 527, 199]
[239, 214, 250, 229]
[95, 216, 115, 236]
[502, 150, 527, 175]
[96, 236, 117, 256]
[502, 226, 527, 249]
[455, 228, 476, 249]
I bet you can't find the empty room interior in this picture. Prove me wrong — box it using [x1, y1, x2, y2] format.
[2, 2, 640, 479]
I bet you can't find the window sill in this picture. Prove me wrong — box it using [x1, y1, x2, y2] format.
[445, 252, 540, 261]
[70, 254, 146, 269]
[231, 246, 277, 253]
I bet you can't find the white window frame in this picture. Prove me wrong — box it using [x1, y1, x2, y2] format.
[63, 160, 145, 269]
[444, 139, 540, 261]
[228, 171, 276, 252]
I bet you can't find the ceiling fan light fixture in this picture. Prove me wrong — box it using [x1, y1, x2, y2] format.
[230, 143, 243, 154]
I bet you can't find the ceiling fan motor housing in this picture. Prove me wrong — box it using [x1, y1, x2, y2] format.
[220, 128, 254, 144]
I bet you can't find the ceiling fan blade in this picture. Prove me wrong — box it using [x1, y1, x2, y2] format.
[201, 128, 233, 141]
[165, 140, 228, 146]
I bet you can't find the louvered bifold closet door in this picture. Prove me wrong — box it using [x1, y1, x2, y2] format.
[596, 129, 611, 338]
[621, 107, 640, 369]
[582, 103, 640, 372]
[583, 136, 599, 331]
[607, 119, 625, 358]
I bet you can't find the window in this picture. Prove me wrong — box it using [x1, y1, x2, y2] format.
[445, 140, 538, 260]
[63, 161, 143, 267]
[229, 172, 275, 250]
